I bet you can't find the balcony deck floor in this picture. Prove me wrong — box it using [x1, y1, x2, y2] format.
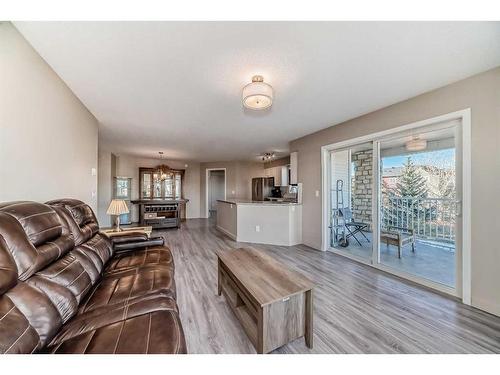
[331, 231, 455, 287]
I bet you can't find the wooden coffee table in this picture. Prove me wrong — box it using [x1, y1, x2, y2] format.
[216, 247, 314, 353]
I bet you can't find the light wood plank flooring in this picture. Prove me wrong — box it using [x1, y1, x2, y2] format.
[158, 218, 500, 354]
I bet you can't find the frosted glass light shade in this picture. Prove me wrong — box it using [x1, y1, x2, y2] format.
[106, 199, 129, 215]
[405, 138, 427, 152]
[242, 75, 273, 110]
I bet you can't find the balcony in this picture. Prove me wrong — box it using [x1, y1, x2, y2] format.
[333, 197, 456, 287]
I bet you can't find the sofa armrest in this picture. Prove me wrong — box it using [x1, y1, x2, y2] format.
[110, 232, 149, 245]
[113, 236, 165, 253]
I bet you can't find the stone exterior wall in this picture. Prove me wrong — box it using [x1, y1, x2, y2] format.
[351, 150, 372, 228]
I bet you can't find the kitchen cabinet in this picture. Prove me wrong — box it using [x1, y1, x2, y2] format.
[290, 152, 298, 184]
[264, 166, 289, 186]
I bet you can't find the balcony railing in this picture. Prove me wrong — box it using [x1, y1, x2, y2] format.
[381, 196, 456, 243]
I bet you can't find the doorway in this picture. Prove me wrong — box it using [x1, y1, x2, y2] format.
[206, 168, 226, 218]
[322, 109, 471, 302]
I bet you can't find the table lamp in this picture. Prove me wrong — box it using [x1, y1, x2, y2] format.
[106, 199, 129, 232]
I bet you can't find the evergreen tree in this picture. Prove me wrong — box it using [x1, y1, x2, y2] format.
[387, 157, 429, 232]
[381, 178, 397, 227]
[395, 157, 428, 198]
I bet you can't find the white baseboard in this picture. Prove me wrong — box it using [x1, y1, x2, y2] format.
[472, 297, 500, 318]
[216, 225, 237, 240]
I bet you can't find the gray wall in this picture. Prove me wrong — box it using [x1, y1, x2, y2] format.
[0, 23, 98, 210]
[290, 66, 500, 316]
[264, 156, 290, 169]
[97, 150, 113, 226]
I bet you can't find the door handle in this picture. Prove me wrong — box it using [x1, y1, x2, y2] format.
[455, 200, 462, 217]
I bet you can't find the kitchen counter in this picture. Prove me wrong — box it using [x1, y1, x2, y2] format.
[217, 198, 300, 206]
[216, 199, 302, 246]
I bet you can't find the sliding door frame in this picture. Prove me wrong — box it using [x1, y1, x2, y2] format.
[321, 109, 471, 304]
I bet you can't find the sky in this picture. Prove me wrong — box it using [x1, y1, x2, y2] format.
[382, 148, 455, 169]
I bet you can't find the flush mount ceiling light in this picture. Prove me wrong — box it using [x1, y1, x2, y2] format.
[405, 137, 427, 152]
[242, 75, 273, 110]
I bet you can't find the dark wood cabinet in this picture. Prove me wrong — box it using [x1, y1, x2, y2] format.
[139, 167, 184, 200]
[134, 165, 188, 229]
[132, 200, 184, 229]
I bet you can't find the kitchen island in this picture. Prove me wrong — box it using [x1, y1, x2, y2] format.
[216, 199, 302, 246]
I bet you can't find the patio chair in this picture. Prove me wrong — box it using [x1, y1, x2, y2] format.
[380, 226, 416, 258]
[339, 207, 370, 246]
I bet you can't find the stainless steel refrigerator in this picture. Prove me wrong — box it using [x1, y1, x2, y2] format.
[252, 177, 274, 201]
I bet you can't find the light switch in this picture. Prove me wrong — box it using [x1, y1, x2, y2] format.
[231, 190, 235, 195]
[91, 191, 96, 198]
[315, 190, 319, 197]
[255, 225, 260, 232]
[91, 168, 97, 176]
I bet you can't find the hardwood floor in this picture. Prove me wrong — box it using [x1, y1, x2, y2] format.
[159, 218, 500, 354]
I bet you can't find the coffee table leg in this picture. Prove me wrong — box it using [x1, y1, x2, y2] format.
[305, 289, 313, 349]
[257, 307, 265, 354]
[217, 258, 222, 296]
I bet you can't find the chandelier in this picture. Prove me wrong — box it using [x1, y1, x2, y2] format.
[155, 152, 168, 181]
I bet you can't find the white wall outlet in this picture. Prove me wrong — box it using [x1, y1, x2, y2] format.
[91, 168, 97, 176]
[315, 190, 320, 197]
[91, 190, 96, 198]
[255, 225, 260, 232]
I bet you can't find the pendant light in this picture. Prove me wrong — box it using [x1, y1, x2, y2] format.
[156, 152, 168, 181]
[242, 75, 273, 110]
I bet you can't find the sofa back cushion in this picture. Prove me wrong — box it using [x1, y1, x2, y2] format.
[46, 199, 99, 246]
[0, 202, 73, 279]
[0, 201, 105, 353]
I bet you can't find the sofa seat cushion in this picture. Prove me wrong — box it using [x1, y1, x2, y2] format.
[105, 246, 174, 274]
[48, 294, 181, 349]
[0, 295, 40, 354]
[49, 308, 186, 354]
[78, 267, 176, 313]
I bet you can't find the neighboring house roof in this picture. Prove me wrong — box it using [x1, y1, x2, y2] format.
[382, 167, 403, 178]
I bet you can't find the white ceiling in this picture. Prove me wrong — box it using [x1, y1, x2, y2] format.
[14, 22, 500, 162]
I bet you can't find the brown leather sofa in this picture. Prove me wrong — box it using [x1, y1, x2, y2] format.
[0, 199, 186, 354]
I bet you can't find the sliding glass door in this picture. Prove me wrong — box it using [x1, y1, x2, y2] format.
[328, 119, 463, 295]
[376, 125, 459, 288]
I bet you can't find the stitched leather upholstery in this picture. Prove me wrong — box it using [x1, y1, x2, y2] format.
[46, 199, 99, 246]
[106, 247, 174, 273]
[0, 200, 186, 354]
